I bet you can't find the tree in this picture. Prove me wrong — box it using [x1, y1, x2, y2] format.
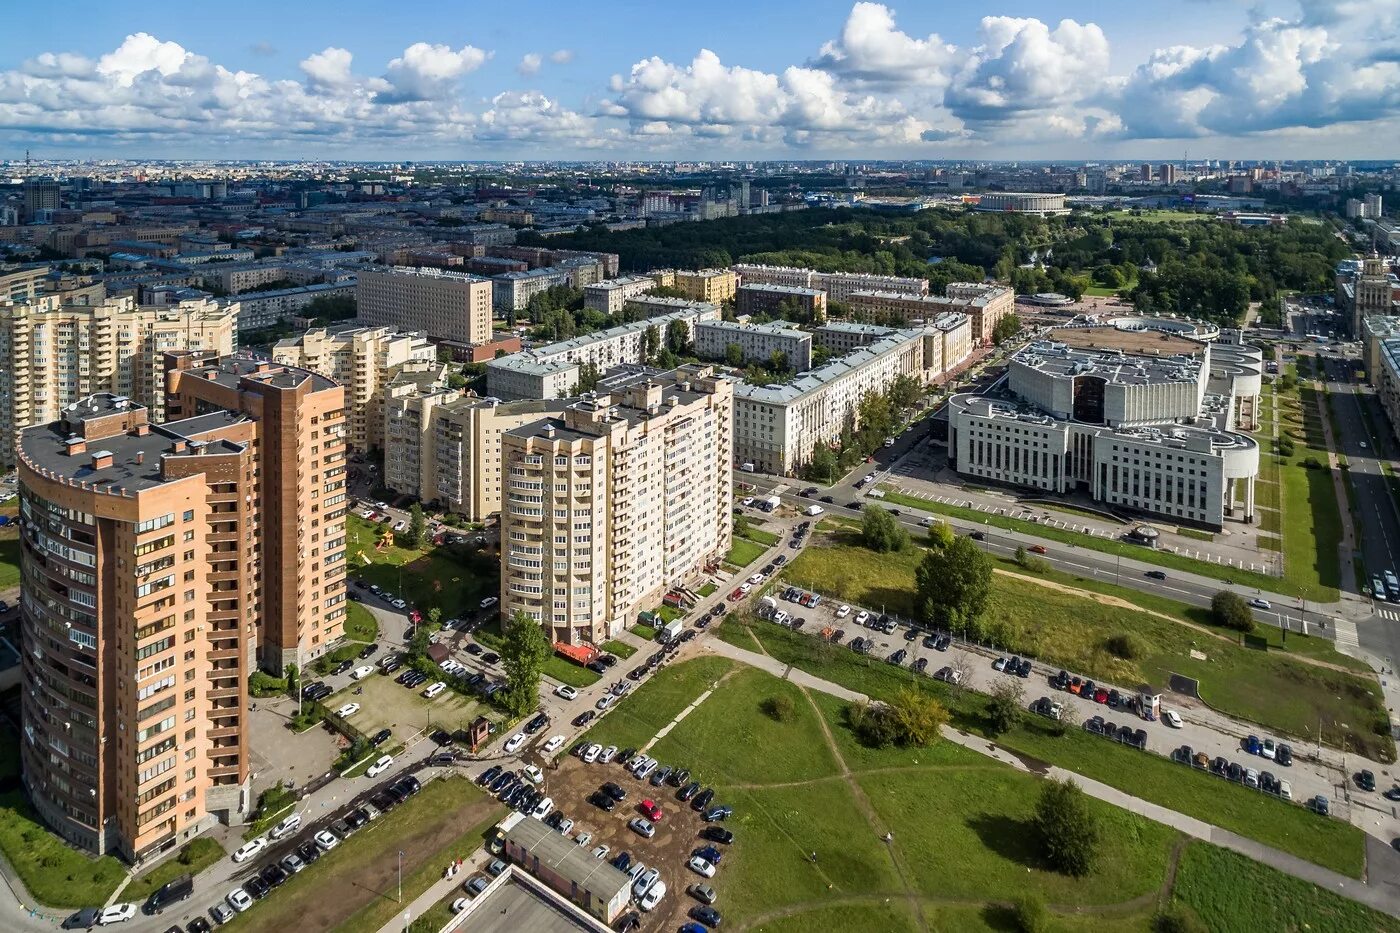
[992, 312, 1023, 345]
[914, 536, 993, 634]
[804, 446, 839, 484]
[572, 361, 601, 394]
[884, 687, 949, 746]
[1013, 893, 1050, 933]
[768, 350, 790, 374]
[988, 679, 1024, 734]
[1033, 778, 1100, 876]
[283, 662, 300, 696]
[1153, 906, 1207, 933]
[887, 374, 921, 412]
[734, 512, 751, 538]
[501, 611, 553, 715]
[861, 505, 909, 553]
[1211, 590, 1255, 633]
[643, 324, 661, 362]
[665, 319, 691, 355]
[406, 504, 428, 548]
[724, 343, 745, 368]
[926, 520, 955, 550]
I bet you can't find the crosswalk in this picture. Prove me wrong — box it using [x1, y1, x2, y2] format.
[1378, 609, 1400, 623]
[1333, 617, 1361, 649]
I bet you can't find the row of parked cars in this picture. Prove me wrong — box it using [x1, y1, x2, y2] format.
[1170, 745, 1298, 800]
[213, 776, 424, 923]
[1083, 715, 1149, 749]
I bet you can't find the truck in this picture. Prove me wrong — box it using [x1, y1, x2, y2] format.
[659, 619, 684, 644]
[758, 495, 781, 512]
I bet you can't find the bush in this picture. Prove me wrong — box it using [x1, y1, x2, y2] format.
[761, 694, 797, 723]
[248, 671, 286, 698]
[1154, 905, 1207, 933]
[1105, 631, 1148, 660]
[987, 680, 1024, 735]
[1034, 778, 1100, 876]
[1210, 590, 1256, 633]
[1013, 893, 1051, 933]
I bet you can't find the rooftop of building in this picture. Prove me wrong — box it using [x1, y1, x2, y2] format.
[488, 307, 714, 376]
[453, 873, 607, 933]
[233, 280, 355, 300]
[698, 319, 810, 339]
[363, 265, 491, 283]
[816, 321, 897, 336]
[738, 282, 825, 296]
[177, 353, 339, 393]
[494, 267, 567, 282]
[506, 367, 722, 439]
[1044, 324, 1205, 358]
[1013, 337, 1203, 387]
[20, 396, 251, 493]
[586, 275, 654, 290]
[735, 329, 923, 404]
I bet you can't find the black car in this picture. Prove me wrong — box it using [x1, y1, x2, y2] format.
[903, 627, 919, 642]
[524, 712, 549, 734]
[465, 643, 483, 655]
[573, 711, 596, 727]
[301, 680, 326, 699]
[671, 768, 691, 787]
[588, 660, 609, 674]
[346, 807, 370, 829]
[590, 791, 617, 812]
[1357, 769, 1377, 792]
[1145, 570, 1167, 580]
[380, 658, 402, 675]
[244, 877, 271, 900]
[333, 659, 353, 675]
[846, 501, 862, 510]
[692, 788, 715, 811]
[431, 728, 453, 746]
[545, 810, 565, 829]
[1017, 659, 1032, 678]
[370, 790, 396, 812]
[482, 653, 500, 665]
[1228, 762, 1244, 783]
[691, 906, 723, 928]
[912, 657, 928, 674]
[602, 782, 628, 801]
[296, 841, 321, 864]
[887, 648, 907, 665]
[1053, 670, 1070, 690]
[1276, 744, 1293, 767]
[599, 653, 618, 668]
[358, 643, 379, 659]
[969, 531, 985, 540]
[478, 765, 503, 786]
[186, 919, 212, 933]
[259, 864, 289, 888]
[820, 496, 835, 504]
[678, 781, 700, 801]
[395, 669, 415, 685]
[700, 826, 734, 844]
[370, 728, 392, 747]
[395, 775, 422, 797]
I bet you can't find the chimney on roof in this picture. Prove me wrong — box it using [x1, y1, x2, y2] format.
[170, 440, 187, 454]
[135, 451, 144, 466]
[90, 451, 113, 471]
[65, 437, 87, 457]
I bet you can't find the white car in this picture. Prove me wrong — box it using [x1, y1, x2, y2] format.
[504, 733, 527, 754]
[480, 596, 499, 609]
[575, 831, 594, 848]
[582, 743, 602, 763]
[451, 897, 470, 913]
[393, 520, 407, 532]
[741, 496, 756, 506]
[336, 702, 361, 718]
[556, 817, 575, 835]
[748, 572, 764, 585]
[531, 795, 555, 819]
[523, 765, 545, 784]
[855, 610, 870, 626]
[836, 604, 850, 618]
[596, 694, 615, 711]
[391, 598, 407, 610]
[315, 829, 340, 852]
[269, 812, 302, 840]
[366, 754, 394, 778]
[633, 867, 660, 898]
[350, 665, 375, 680]
[591, 844, 610, 860]
[599, 745, 618, 763]
[543, 734, 566, 753]
[639, 879, 667, 911]
[231, 837, 267, 863]
[687, 855, 716, 878]
[423, 681, 447, 699]
[98, 903, 137, 925]
[1163, 710, 1183, 729]
[739, 583, 752, 594]
[630, 817, 656, 838]
[226, 888, 254, 913]
[554, 684, 579, 700]
[1248, 598, 1272, 610]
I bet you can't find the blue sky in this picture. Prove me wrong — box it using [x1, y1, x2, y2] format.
[1, 1, 1396, 160]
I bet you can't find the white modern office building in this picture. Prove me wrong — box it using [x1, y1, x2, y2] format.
[946, 323, 1262, 529]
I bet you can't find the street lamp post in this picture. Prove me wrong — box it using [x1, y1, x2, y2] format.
[398, 849, 404, 903]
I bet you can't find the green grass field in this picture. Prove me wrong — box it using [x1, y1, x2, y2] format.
[718, 618, 1366, 879]
[345, 515, 497, 619]
[725, 537, 768, 567]
[577, 654, 1387, 931]
[0, 529, 19, 590]
[782, 532, 1388, 760]
[343, 602, 379, 642]
[601, 639, 636, 659]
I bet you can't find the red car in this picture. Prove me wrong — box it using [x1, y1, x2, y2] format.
[409, 610, 423, 624]
[641, 799, 663, 822]
[1093, 688, 1110, 704]
[729, 588, 744, 601]
[1029, 545, 1048, 554]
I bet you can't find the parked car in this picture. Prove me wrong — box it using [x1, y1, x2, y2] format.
[629, 817, 657, 838]
[231, 838, 266, 863]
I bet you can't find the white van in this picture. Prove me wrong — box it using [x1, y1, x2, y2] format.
[866, 488, 886, 499]
[772, 610, 789, 626]
[350, 665, 374, 681]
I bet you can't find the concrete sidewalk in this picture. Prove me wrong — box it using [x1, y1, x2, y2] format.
[703, 637, 1400, 919]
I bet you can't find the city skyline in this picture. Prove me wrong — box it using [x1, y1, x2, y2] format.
[3, 1, 1399, 161]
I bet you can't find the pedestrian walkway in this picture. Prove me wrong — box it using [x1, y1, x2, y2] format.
[375, 851, 492, 933]
[702, 637, 1400, 919]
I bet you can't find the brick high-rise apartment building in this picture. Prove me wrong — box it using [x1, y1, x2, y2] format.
[499, 366, 732, 646]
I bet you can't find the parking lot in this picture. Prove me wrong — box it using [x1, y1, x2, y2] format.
[336, 670, 488, 748]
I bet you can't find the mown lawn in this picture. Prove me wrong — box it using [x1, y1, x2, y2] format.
[783, 533, 1389, 761]
[579, 655, 737, 753]
[725, 537, 768, 568]
[343, 602, 379, 642]
[1169, 842, 1400, 933]
[601, 639, 636, 659]
[718, 619, 1366, 879]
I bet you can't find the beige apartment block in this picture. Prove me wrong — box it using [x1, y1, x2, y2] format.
[165, 352, 348, 673]
[848, 283, 1013, 345]
[0, 294, 238, 468]
[499, 366, 733, 646]
[356, 266, 493, 345]
[673, 268, 737, 304]
[17, 395, 257, 859]
[383, 371, 569, 521]
[272, 324, 437, 452]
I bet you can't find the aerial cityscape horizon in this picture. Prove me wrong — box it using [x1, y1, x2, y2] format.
[2, 3, 1400, 933]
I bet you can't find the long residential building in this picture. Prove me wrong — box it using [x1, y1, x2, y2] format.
[492, 267, 568, 313]
[672, 268, 737, 304]
[499, 365, 733, 646]
[272, 325, 437, 452]
[694, 319, 813, 371]
[383, 372, 570, 521]
[583, 276, 657, 315]
[355, 266, 493, 346]
[486, 305, 720, 401]
[735, 282, 827, 321]
[733, 263, 929, 304]
[732, 320, 968, 476]
[0, 294, 239, 468]
[946, 324, 1262, 530]
[234, 280, 356, 332]
[848, 282, 1014, 345]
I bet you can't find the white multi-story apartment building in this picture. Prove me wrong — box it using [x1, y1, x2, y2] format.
[947, 324, 1262, 529]
[272, 324, 438, 452]
[233, 280, 357, 331]
[382, 371, 570, 521]
[849, 283, 1013, 345]
[694, 319, 813, 371]
[0, 294, 238, 467]
[356, 266, 494, 346]
[486, 305, 720, 400]
[584, 276, 657, 315]
[733, 264, 929, 304]
[732, 324, 961, 476]
[499, 366, 733, 645]
[492, 268, 568, 313]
